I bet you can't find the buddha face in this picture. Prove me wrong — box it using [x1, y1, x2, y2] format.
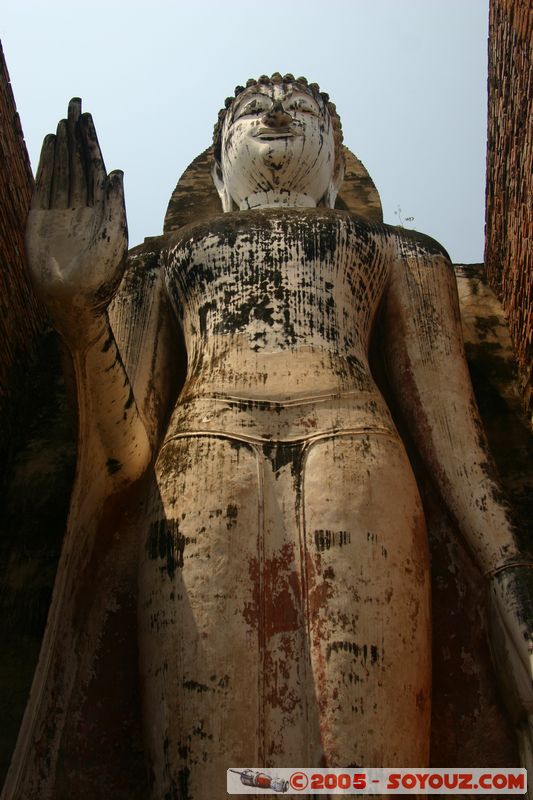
[214, 83, 339, 210]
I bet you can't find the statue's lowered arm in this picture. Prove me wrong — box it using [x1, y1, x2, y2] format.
[26, 99, 151, 487]
[382, 230, 533, 776]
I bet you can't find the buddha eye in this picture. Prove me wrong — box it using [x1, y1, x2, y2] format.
[286, 98, 320, 116]
[233, 97, 271, 120]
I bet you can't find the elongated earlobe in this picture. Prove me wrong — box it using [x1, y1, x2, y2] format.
[211, 161, 235, 213]
[320, 174, 343, 208]
[320, 183, 338, 209]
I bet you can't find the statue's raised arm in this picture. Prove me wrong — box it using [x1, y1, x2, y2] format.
[26, 98, 150, 484]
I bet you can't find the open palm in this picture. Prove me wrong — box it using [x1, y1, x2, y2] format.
[26, 99, 128, 338]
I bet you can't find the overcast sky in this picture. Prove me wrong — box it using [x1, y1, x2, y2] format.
[3, 0, 489, 263]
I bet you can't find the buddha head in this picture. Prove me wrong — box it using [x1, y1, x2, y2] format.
[212, 73, 345, 212]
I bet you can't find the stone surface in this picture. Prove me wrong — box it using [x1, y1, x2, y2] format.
[0, 41, 44, 463]
[425, 264, 532, 772]
[1, 74, 532, 800]
[0, 40, 78, 787]
[164, 145, 383, 234]
[485, 0, 532, 423]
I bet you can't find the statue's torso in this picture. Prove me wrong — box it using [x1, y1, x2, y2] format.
[163, 209, 398, 441]
[144, 215, 432, 789]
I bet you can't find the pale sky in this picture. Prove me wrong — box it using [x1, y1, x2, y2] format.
[3, 0, 489, 263]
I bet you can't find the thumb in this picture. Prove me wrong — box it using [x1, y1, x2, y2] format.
[105, 169, 128, 242]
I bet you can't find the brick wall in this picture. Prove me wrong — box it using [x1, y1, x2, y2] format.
[485, 0, 532, 422]
[0, 42, 78, 785]
[0, 40, 45, 459]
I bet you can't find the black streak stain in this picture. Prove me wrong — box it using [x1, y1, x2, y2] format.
[165, 209, 393, 366]
[182, 679, 210, 693]
[106, 457, 122, 475]
[101, 332, 113, 353]
[146, 518, 189, 579]
[263, 441, 302, 477]
[124, 387, 134, 409]
[314, 529, 351, 550]
[177, 767, 190, 800]
[326, 640, 380, 663]
[226, 503, 238, 528]
[198, 300, 217, 336]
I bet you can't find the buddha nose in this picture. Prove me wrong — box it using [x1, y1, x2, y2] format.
[262, 101, 293, 128]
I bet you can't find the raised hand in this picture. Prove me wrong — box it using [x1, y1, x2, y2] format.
[26, 98, 128, 344]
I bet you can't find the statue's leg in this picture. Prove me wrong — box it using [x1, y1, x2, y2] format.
[139, 434, 312, 800]
[301, 432, 431, 767]
[139, 430, 430, 800]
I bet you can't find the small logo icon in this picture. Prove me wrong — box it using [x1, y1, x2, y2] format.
[229, 769, 289, 793]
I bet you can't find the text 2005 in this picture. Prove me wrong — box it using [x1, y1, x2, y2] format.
[310, 774, 367, 790]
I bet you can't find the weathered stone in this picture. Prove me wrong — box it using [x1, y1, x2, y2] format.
[0, 41, 44, 463]
[485, 0, 532, 423]
[0, 40, 78, 789]
[1, 73, 532, 800]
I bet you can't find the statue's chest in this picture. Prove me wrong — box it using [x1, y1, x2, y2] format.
[164, 210, 392, 346]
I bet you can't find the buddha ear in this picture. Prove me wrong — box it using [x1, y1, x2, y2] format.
[211, 160, 235, 213]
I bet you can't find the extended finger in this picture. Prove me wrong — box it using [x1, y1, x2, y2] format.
[67, 97, 86, 206]
[79, 112, 107, 206]
[50, 119, 69, 208]
[32, 134, 56, 210]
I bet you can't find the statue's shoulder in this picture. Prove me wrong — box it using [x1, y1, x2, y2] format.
[340, 212, 405, 255]
[161, 208, 362, 251]
[383, 224, 451, 263]
[387, 225, 450, 261]
[338, 209, 393, 238]
[121, 234, 172, 290]
[161, 212, 247, 251]
[128, 235, 166, 268]
[112, 235, 170, 309]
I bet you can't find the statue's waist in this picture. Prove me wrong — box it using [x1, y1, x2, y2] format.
[182, 346, 378, 399]
[163, 390, 398, 447]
